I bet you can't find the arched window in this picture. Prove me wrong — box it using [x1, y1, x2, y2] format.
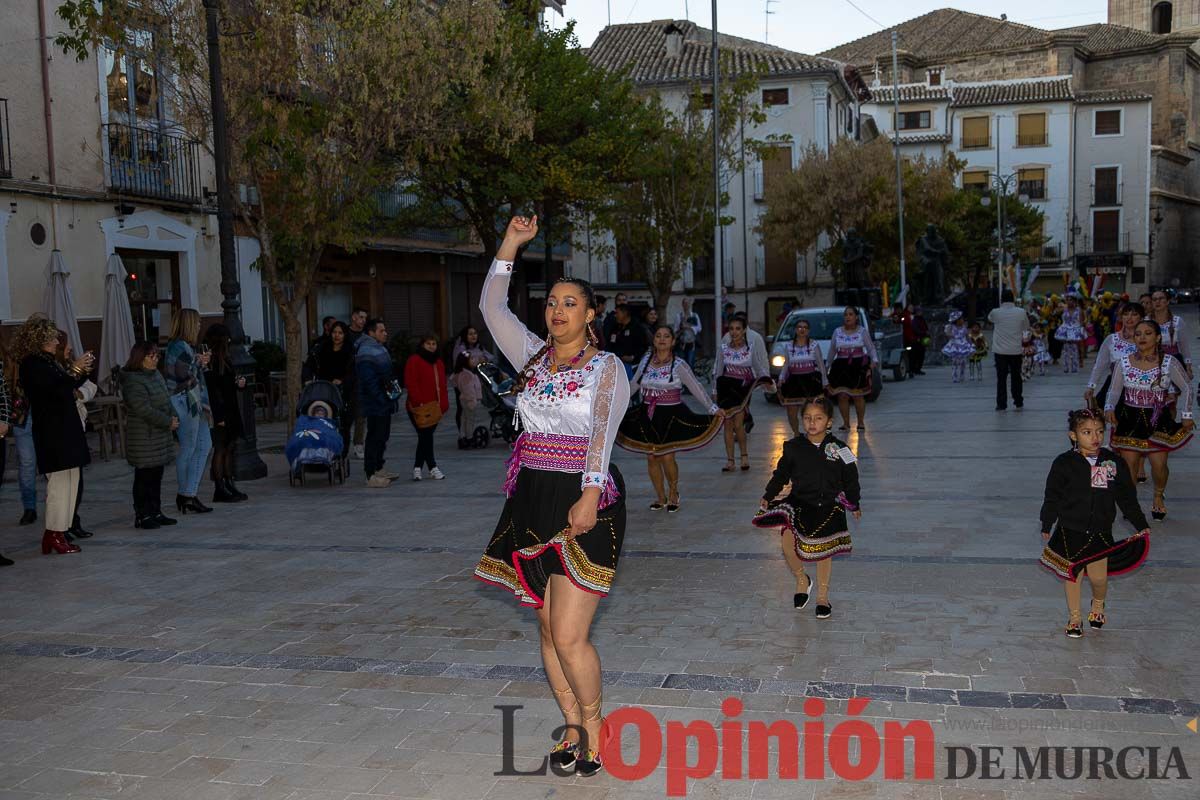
[1152, 2, 1173, 34]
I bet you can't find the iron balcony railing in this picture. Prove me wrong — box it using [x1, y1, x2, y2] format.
[1016, 131, 1048, 147]
[105, 122, 202, 203]
[0, 99, 12, 179]
[960, 134, 991, 150]
[1078, 232, 1132, 254]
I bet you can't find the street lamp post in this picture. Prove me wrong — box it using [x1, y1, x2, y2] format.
[202, 0, 267, 480]
[981, 172, 1028, 304]
[711, 0, 723, 354]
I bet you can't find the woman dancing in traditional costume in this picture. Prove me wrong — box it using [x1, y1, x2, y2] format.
[473, 216, 629, 777]
[1055, 295, 1086, 374]
[1148, 289, 1192, 378]
[827, 307, 878, 431]
[775, 318, 829, 436]
[1039, 408, 1150, 638]
[712, 314, 771, 472]
[752, 396, 861, 619]
[617, 324, 724, 511]
[1104, 319, 1195, 521]
[1084, 302, 1142, 413]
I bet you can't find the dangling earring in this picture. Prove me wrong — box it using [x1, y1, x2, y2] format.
[587, 320, 599, 347]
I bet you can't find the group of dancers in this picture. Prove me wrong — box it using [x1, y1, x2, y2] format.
[470, 216, 1194, 777]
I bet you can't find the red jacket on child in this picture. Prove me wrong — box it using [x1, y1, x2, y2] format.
[404, 353, 449, 413]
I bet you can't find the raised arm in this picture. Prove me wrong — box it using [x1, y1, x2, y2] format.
[583, 354, 630, 491]
[676, 359, 718, 414]
[628, 354, 649, 395]
[1167, 356, 1194, 419]
[479, 260, 542, 370]
[1086, 336, 1115, 389]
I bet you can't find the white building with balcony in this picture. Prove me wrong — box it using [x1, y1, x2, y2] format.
[863, 75, 1152, 295]
[575, 20, 868, 340]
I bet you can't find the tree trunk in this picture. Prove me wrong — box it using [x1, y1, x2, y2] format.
[282, 309, 304, 429]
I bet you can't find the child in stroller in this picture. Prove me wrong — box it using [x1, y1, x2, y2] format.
[476, 362, 518, 445]
[286, 381, 348, 485]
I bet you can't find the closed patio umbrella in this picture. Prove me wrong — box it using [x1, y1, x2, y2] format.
[97, 253, 136, 394]
[44, 250, 84, 357]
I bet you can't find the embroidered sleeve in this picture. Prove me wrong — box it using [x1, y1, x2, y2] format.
[1087, 336, 1114, 389]
[751, 333, 771, 379]
[677, 360, 718, 414]
[1104, 359, 1125, 412]
[479, 259, 543, 369]
[1167, 356, 1194, 419]
[711, 343, 725, 386]
[583, 355, 630, 491]
[629, 354, 649, 395]
[777, 345, 791, 383]
[862, 327, 879, 365]
[814, 344, 830, 386]
[1174, 317, 1192, 366]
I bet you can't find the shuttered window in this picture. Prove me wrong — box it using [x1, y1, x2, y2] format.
[961, 116, 990, 149]
[1017, 113, 1047, 146]
[383, 281, 437, 340]
[962, 170, 990, 191]
[1094, 110, 1122, 136]
[1093, 210, 1120, 253]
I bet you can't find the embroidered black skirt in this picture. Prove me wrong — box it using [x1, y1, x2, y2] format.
[474, 466, 626, 609]
[752, 500, 853, 562]
[1039, 526, 1149, 581]
[827, 357, 872, 397]
[616, 402, 723, 456]
[777, 372, 825, 407]
[1110, 399, 1192, 453]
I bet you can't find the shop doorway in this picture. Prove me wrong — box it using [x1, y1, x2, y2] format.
[119, 249, 181, 343]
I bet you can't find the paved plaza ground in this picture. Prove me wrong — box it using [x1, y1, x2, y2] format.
[0, 331, 1197, 799]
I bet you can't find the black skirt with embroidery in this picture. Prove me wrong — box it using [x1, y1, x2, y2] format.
[474, 466, 626, 609]
[752, 500, 852, 562]
[616, 402, 723, 456]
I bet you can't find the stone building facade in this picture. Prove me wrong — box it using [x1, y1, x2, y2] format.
[822, 8, 1200, 289]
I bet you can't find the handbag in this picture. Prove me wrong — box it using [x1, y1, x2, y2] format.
[410, 367, 444, 429]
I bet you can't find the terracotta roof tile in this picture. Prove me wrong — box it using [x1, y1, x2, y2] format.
[950, 77, 1074, 107]
[868, 84, 951, 103]
[589, 19, 841, 84]
[1075, 88, 1153, 104]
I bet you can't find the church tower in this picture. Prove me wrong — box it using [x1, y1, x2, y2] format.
[1108, 0, 1200, 33]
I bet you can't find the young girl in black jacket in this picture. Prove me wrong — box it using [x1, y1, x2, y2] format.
[1040, 408, 1150, 638]
[753, 396, 861, 619]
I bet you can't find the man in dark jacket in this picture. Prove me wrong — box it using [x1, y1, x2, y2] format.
[346, 308, 369, 459]
[607, 304, 647, 379]
[355, 319, 398, 487]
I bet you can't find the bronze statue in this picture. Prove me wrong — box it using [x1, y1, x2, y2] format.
[842, 228, 873, 289]
[915, 223, 948, 303]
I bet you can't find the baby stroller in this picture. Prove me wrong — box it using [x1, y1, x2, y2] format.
[477, 362, 519, 445]
[287, 380, 348, 486]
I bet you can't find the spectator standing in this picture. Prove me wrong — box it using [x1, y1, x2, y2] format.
[120, 341, 178, 529]
[988, 290, 1032, 411]
[17, 317, 93, 555]
[405, 333, 449, 481]
[3, 331, 39, 527]
[0, 350, 11, 566]
[59, 332, 97, 541]
[910, 305, 929, 375]
[355, 318, 399, 487]
[307, 321, 356, 456]
[591, 295, 608, 350]
[607, 304, 648, 379]
[165, 309, 214, 514]
[602, 292, 627, 342]
[346, 307, 369, 459]
[674, 297, 702, 367]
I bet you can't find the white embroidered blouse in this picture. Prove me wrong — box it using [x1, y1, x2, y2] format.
[630, 355, 719, 414]
[830, 327, 879, 364]
[1104, 353, 1194, 418]
[777, 342, 829, 385]
[1086, 333, 1138, 390]
[712, 336, 771, 384]
[1151, 314, 1191, 365]
[480, 259, 630, 490]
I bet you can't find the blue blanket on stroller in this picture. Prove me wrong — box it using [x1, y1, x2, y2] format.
[285, 416, 343, 472]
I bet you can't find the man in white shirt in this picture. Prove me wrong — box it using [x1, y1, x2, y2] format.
[987, 290, 1032, 411]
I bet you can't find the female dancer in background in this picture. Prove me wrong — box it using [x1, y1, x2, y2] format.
[712, 314, 771, 472]
[775, 318, 829, 437]
[1147, 289, 1192, 379]
[617, 324, 723, 511]
[1055, 295, 1086, 374]
[1084, 301, 1143, 414]
[827, 306, 878, 431]
[1039, 408, 1149, 638]
[941, 311, 972, 384]
[1104, 319, 1194, 520]
[474, 216, 629, 777]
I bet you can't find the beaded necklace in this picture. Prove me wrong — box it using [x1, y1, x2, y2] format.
[547, 345, 588, 374]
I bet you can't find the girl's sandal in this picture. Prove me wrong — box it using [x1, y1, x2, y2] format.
[576, 695, 608, 777]
[549, 687, 580, 769]
[1088, 600, 1106, 629]
[1151, 491, 1167, 521]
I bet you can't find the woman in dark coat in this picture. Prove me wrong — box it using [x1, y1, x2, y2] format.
[203, 324, 248, 503]
[306, 320, 356, 456]
[16, 316, 92, 555]
[121, 342, 179, 529]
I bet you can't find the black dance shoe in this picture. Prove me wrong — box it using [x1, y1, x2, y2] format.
[649, 501, 665, 511]
[815, 603, 833, 620]
[549, 740, 578, 771]
[153, 513, 178, 526]
[18, 509, 37, 526]
[134, 515, 161, 530]
[794, 574, 811, 609]
[576, 748, 604, 777]
[68, 522, 94, 539]
[666, 502, 680, 513]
